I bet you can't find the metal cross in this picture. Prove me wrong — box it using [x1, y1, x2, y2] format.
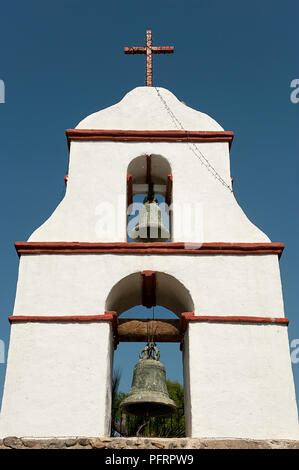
[124, 30, 174, 87]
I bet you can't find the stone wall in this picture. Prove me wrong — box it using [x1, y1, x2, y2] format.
[1, 437, 299, 449]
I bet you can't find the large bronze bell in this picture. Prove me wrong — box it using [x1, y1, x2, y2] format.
[130, 193, 170, 243]
[119, 344, 177, 417]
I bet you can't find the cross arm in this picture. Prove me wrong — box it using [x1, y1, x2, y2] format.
[124, 47, 146, 54]
[152, 46, 174, 54]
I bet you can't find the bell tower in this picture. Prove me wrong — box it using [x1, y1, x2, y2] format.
[0, 32, 298, 441]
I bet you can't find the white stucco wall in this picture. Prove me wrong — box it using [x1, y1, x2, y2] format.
[28, 87, 269, 243]
[0, 322, 113, 438]
[28, 140, 269, 243]
[12, 253, 284, 318]
[182, 328, 192, 437]
[2, 86, 297, 439]
[186, 322, 299, 439]
[76, 87, 224, 131]
[5, 250, 295, 438]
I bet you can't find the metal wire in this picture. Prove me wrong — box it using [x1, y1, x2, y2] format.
[154, 87, 233, 192]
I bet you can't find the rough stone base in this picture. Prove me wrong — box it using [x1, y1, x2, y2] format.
[0, 437, 299, 449]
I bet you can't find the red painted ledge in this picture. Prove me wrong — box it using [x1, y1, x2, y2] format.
[9, 312, 117, 329]
[66, 129, 234, 149]
[14, 242, 285, 258]
[9, 313, 288, 351]
[9, 312, 119, 348]
[180, 312, 289, 332]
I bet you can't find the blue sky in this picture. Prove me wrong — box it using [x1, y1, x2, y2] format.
[0, 0, 298, 411]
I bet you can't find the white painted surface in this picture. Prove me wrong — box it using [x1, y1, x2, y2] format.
[12, 254, 284, 318]
[183, 328, 192, 437]
[2, 86, 297, 439]
[28, 87, 269, 243]
[0, 322, 113, 438]
[76, 87, 224, 131]
[3, 250, 294, 438]
[187, 322, 299, 439]
[28, 139, 269, 243]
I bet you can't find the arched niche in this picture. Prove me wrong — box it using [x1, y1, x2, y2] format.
[126, 155, 173, 242]
[105, 271, 194, 317]
[127, 154, 172, 188]
[107, 271, 194, 437]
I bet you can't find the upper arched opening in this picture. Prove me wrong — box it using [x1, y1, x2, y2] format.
[105, 271, 194, 317]
[128, 154, 171, 189]
[126, 154, 173, 242]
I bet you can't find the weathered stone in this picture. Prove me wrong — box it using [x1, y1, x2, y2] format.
[47, 439, 66, 449]
[151, 440, 165, 449]
[168, 442, 177, 448]
[0, 437, 299, 449]
[21, 439, 43, 449]
[78, 438, 90, 446]
[65, 439, 77, 447]
[90, 438, 106, 449]
[285, 441, 299, 449]
[28, 439, 49, 449]
[245, 440, 272, 450]
[3, 437, 21, 448]
[199, 439, 272, 449]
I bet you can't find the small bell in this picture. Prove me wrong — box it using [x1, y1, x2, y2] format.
[119, 344, 177, 417]
[130, 190, 170, 243]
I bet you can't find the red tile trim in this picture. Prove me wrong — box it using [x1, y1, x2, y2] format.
[180, 312, 289, 332]
[66, 129, 234, 149]
[9, 312, 119, 348]
[14, 242, 285, 258]
[9, 312, 116, 324]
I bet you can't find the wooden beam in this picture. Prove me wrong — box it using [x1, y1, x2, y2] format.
[146, 154, 151, 185]
[166, 174, 173, 206]
[117, 318, 181, 343]
[127, 173, 133, 215]
[141, 270, 156, 308]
